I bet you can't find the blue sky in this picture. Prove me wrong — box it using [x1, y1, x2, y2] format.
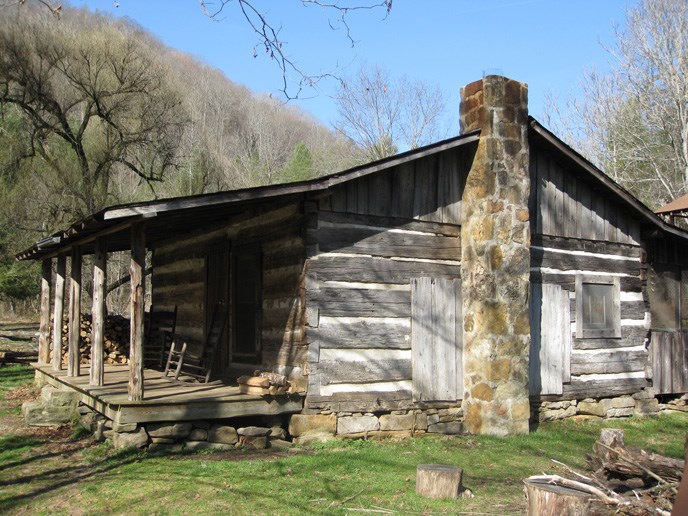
[72, 0, 634, 134]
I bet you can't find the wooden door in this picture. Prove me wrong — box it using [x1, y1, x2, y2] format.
[529, 283, 571, 395]
[411, 277, 462, 401]
[206, 242, 230, 376]
[231, 245, 262, 364]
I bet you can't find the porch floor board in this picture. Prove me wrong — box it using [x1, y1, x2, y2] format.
[32, 364, 304, 425]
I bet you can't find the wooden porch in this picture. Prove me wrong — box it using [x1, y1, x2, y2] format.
[33, 363, 304, 425]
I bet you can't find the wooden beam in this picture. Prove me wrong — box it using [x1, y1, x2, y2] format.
[38, 259, 51, 364]
[128, 224, 145, 401]
[52, 254, 66, 371]
[90, 238, 106, 386]
[68, 247, 82, 377]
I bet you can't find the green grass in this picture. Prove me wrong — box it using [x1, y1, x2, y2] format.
[0, 365, 684, 514]
[0, 364, 34, 393]
[0, 411, 685, 515]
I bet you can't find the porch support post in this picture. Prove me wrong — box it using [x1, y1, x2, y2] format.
[68, 246, 82, 377]
[37, 259, 51, 364]
[128, 223, 145, 401]
[52, 254, 66, 371]
[90, 238, 106, 386]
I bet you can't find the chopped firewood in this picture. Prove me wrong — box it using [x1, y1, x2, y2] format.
[254, 370, 288, 386]
[237, 375, 270, 388]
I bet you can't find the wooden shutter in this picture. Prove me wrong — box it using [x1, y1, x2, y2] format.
[412, 277, 462, 401]
[529, 283, 571, 395]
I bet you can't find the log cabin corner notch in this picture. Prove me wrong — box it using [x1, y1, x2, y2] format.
[17, 74, 688, 439]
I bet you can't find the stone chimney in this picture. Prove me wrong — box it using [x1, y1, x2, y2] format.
[459, 76, 531, 435]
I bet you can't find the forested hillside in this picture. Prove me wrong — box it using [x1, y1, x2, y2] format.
[0, 2, 361, 311]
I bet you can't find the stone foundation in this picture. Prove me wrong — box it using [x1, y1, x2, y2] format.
[22, 385, 79, 426]
[74, 406, 292, 451]
[26, 385, 680, 450]
[532, 390, 663, 422]
[288, 406, 465, 443]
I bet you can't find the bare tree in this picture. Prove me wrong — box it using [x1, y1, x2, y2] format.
[0, 8, 187, 218]
[334, 65, 447, 161]
[198, 0, 393, 99]
[549, 0, 688, 209]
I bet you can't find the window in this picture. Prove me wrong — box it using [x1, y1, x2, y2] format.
[576, 275, 620, 338]
[232, 246, 262, 363]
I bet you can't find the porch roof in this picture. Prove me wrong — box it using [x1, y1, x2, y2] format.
[16, 130, 480, 261]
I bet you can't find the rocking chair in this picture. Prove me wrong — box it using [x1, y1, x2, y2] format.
[143, 305, 177, 369]
[163, 305, 227, 384]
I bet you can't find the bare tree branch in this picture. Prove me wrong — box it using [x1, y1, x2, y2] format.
[334, 65, 447, 161]
[198, 0, 392, 99]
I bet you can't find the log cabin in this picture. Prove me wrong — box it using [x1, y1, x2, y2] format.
[17, 75, 688, 441]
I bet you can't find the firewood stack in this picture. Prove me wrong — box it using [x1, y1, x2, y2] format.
[238, 371, 291, 396]
[49, 313, 130, 366]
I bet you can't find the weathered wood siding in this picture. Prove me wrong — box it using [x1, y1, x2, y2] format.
[530, 235, 649, 399]
[651, 331, 688, 394]
[305, 148, 471, 411]
[531, 147, 641, 245]
[151, 203, 307, 377]
[323, 147, 472, 224]
[529, 142, 652, 399]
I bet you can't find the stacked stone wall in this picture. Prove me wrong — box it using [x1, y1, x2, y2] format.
[532, 389, 662, 422]
[288, 407, 464, 444]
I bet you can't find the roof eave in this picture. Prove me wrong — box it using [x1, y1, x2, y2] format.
[16, 131, 481, 261]
[528, 118, 688, 241]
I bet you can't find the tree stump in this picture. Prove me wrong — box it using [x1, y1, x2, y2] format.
[416, 464, 463, 499]
[593, 428, 624, 462]
[523, 479, 612, 516]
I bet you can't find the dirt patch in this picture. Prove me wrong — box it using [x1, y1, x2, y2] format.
[0, 381, 87, 449]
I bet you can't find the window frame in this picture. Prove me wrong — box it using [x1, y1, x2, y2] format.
[575, 275, 621, 339]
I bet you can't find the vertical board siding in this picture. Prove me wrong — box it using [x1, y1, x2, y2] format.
[411, 277, 462, 401]
[651, 331, 687, 394]
[529, 283, 568, 395]
[532, 147, 639, 245]
[329, 146, 472, 224]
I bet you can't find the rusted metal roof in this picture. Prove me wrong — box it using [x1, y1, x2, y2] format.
[656, 193, 688, 215]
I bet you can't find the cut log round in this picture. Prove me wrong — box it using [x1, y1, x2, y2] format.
[416, 464, 463, 499]
[524, 479, 612, 516]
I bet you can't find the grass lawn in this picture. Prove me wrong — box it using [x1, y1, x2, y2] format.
[0, 364, 685, 515]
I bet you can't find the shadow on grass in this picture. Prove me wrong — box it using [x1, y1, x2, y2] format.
[0, 434, 39, 454]
[0, 438, 143, 513]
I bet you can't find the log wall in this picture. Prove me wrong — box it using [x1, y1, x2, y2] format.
[151, 202, 307, 379]
[305, 148, 471, 411]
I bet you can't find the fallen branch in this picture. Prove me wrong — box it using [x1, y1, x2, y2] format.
[526, 474, 624, 506]
[595, 441, 680, 486]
